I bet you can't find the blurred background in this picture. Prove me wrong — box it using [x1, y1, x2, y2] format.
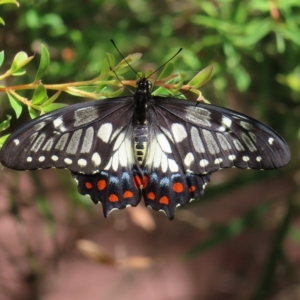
[0, 0, 299, 299]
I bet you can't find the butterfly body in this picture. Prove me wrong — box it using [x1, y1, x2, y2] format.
[0, 78, 290, 219]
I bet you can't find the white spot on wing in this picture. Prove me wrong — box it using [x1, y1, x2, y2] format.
[74, 107, 99, 127]
[33, 122, 46, 131]
[242, 156, 250, 162]
[64, 158, 72, 165]
[91, 152, 101, 166]
[168, 159, 179, 172]
[55, 133, 70, 151]
[42, 138, 54, 151]
[27, 157, 32, 162]
[112, 151, 119, 171]
[202, 129, 220, 154]
[240, 121, 254, 130]
[185, 107, 211, 126]
[98, 123, 113, 143]
[51, 155, 58, 161]
[228, 154, 236, 160]
[31, 134, 46, 152]
[66, 129, 83, 154]
[13, 139, 19, 146]
[53, 117, 67, 132]
[214, 158, 223, 164]
[241, 133, 257, 152]
[200, 159, 209, 167]
[222, 116, 232, 128]
[268, 137, 274, 145]
[233, 139, 245, 151]
[184, 152, 195, 167]
[171, 123, 187, 142]
[78, 158, 87, 167]
[113, 132, 125, 151]
[81, 127, 94, 153]
[256, 156, 262, 162]
[157, 134, 171, 153]
[38, 156, 45, 162]
[216, 133, 232, 150]
[161, 153, 168, 172]
[191, 127, 205, 153]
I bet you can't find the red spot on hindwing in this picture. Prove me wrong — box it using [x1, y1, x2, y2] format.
[147, 192, 155, 200]
[109, 194, 118, 202]
[189, 186, 196, 192]
[143, 175, 149, 188]
[173, 182, 184, 193]
[159, 196, 169, 205]
[134, 175, 143, 189]
[97, 180, 106, 190]
[123, 191, 133, 198]
[85, 182, 93, 189]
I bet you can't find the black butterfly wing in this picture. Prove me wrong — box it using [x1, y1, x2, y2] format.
[139, 97, 290, 219]
[149, 97, 290, 173]
[1, 98, 134, 173]
[0, 97, 143, 214]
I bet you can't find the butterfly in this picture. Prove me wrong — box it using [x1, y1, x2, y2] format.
[0, 77, 290, 219]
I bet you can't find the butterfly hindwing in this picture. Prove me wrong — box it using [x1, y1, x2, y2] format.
[72, 167, 142, 216]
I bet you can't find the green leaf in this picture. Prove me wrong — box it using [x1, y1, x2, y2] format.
[115, 53, 142, 72]
[156, 62, 174, 81]
[0, 115, 11, 132]
[41, 91, 61, 107]
[35, 44, 50, 81]
[10, 51, 34, 73]
[32, 83, 48, 105]
[105, 52, 115, 69]
[11, 68, 26, 76]
[0, 134, 9, 148]
[0, 0, 19, 6]
[0, 50, 4, 67]
[28, 106, 39, 119]
[0, 17, 4, 25]
[42, 103, 67, 113]
[6, 92, 22, 118]
[187, 66, 214, 89]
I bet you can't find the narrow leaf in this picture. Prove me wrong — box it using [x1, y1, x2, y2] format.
[0, 134, 9, 149]
[28, 106, 39, 119]
[6, 92, 22, 118]
[32, 83, 48, 105]
[156, 62, 174, 81]
[42, 103, 67, 113]
[41, 91, 61, 107]
[0, 115, 11, 132]
[0, 50, 4, 67]
[187, 66, 214, 89]
[0, 17, 4, 25]
[35, 44, 50, 81]
[105, 53, 115, 69]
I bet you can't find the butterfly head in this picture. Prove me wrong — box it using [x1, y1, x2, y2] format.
[136, 78, 152, 95]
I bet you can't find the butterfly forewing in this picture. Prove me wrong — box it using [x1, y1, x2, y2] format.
[1, 98, 135, 174]
[148, 97, 290, 174]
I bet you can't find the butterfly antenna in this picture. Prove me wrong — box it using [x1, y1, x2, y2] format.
[147, 48, 182, 79]
[110, 39, 141, 79]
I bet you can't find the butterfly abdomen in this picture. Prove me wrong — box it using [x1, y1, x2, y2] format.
[133, 124, 148, 165]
